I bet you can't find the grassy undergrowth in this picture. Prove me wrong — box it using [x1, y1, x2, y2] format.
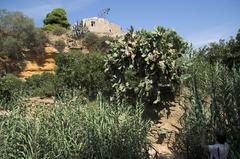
[0, 95, 150, 159]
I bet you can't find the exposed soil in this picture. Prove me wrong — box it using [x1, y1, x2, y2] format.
[148, 96, 185, 159]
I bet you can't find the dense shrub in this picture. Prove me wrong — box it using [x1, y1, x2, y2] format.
[97, 35, 114, 52]
[83, 32, 113, 52]
[42, 24, 58, 31]
[0, 74, 24, 109]
[0, 9, 47, 59]
[105, 26, 188, 106]
[82, 32, 99, 51]
[43, 8, 70, 30]
[25, 72, 55, 97]
[0, 97, 150, 159]
[54, 39, 66, 53]
[52, 26, 67, 36]
[55, 51, 112, 99]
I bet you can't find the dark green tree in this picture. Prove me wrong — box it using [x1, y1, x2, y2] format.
[55, 51, 111, 99]
[43, 8, 70, 30]
[205, 29, 240, 68]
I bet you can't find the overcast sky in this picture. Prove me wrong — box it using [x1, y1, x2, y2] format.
[1, 0, 240, 47]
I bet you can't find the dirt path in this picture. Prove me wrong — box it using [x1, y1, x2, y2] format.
[148, 97, 184, 159]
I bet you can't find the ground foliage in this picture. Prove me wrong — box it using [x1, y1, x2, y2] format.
[0, 96, 150, 159]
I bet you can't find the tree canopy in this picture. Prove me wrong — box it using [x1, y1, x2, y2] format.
[204, 29, 240, 68]
[0, 9, 47, 59]
[43, 8, 70, 30]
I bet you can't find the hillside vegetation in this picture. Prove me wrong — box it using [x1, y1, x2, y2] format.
[0, 8, 240, 159]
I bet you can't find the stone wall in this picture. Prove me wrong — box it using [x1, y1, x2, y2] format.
[82, 17, 123, 36]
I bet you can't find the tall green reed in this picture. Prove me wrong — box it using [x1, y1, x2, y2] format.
[0, 95, 149, 159]
[177, 56, 240, 158]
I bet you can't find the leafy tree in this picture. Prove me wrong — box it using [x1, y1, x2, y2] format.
[0, 9, 47, 59]
[105, 26, 188, 106]
[43, 8, 70, 30]
[205, 29, 240, 68]
[1, 36, 21, 58]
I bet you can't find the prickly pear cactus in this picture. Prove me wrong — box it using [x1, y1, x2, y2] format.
[71, 20, 89, 39]
[105, 26, 188, 105]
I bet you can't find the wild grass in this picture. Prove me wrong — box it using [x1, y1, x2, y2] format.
[0, 95, 150, 159]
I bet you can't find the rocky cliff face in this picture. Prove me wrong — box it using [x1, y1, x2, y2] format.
[18, 46, 57, 79]
[17, 32, 88, 79]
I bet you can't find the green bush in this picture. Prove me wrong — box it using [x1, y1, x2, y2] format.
[0, 74, 24, 109]
[42, 24, 59, 31]
[25, 72, 55, 97]
[105, 26, 188, 106]
[97, 35, 114, 52]
[0, 97, 150, 159]
[54, 39, 66, 53]
[82, 32, 99, 51]
[43, 8, 70, 30]
[52, 26, 67, 36]
[83, 32, 113, 52]
[55, 51, 112, 99]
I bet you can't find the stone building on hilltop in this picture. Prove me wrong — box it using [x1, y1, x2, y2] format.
[82, 17, 123, 36]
